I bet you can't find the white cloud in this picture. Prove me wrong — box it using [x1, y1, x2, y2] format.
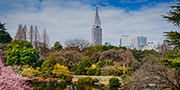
[0, 0, 178, 46]
[120, 0, 148, 3]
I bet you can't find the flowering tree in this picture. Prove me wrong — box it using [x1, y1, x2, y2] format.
[0, 58, 32, 90]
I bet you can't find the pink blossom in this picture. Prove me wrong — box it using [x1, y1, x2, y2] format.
[0, 59, 32, 90]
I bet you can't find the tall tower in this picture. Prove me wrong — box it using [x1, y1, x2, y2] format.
[92, 4, 102, 45]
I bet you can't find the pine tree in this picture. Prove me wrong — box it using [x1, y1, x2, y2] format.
[0, 22, 12, 44]
[163, 0, 180, 46]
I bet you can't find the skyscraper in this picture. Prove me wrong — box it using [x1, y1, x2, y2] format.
[92, 4, 102, 45]
[134, 36, 147, 50]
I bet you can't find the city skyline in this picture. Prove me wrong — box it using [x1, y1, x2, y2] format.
[0, 0, 178, 46]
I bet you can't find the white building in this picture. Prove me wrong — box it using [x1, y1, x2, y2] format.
[92, 5, 102, 45]
[143, 41, 159, 51]
[120, 35, 131, 48]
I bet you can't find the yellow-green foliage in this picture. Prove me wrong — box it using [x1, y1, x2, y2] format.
[51, 63, 69, 76]
[22, 67, 41, 78]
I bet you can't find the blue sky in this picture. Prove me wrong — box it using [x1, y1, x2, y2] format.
[0, 0, 178, 46]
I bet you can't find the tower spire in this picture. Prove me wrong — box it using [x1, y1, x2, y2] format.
[93, 3, 101, 27]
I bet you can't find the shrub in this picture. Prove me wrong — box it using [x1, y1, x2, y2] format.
[83, 77, 92, 84]
[87, 68, 96, 75]
[78, 78, 83, 84]
[90, 79, 94, 84]
[73, 59, 92, 75]
[109, 77, 119, 87]
[77, 77, 95, 84]
[51, 63, 69, 77]
[40, 54, 57, 78]
[22, 67, 41, 78]
[5, 40, 39, 66]
[65, 76, 72, 83]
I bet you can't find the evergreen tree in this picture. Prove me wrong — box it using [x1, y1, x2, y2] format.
[163, 0, 180, 46]
[0, 22, 12, 44]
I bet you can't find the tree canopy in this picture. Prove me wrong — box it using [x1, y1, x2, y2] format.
[163, 1, 180, 46]
[5, 40, 39, 66]
[0, 22, 12, 44]
[51, 41, 62, 52]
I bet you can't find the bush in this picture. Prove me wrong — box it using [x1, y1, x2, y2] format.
[65, 76, 72, 83]
[87, 69, 96, 75]
[22, 67, 41, 78]
[78, 78, 83, 84]
[40, 54, 57, 78]
[73, 59, 92, 75]
[90, 79, 94, 84]
[5, 40, 39, 66]
[83, 77, 92, 84]
[77, 77, 95, 84]
[109, 77, 119, 87]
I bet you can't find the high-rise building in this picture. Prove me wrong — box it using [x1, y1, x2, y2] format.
[92, 4, 102, 45]
[120, 35, 131, 48]
[134, 36, 147, 50]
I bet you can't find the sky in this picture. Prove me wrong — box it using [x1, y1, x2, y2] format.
[0, 0, 179, 46]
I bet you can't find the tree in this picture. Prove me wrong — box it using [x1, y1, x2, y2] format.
[14, 24, 28, 40]
[127, 56, 180, 89]
[14, 24, 23, 40]
[163, 0, 180, 28]
[0, 22, 12, 44]
[0, 58, 32, 90]
[164, 31, 180, 46]
[41, 28, 50, 52]
[64, 38, 91, 50]
[22, 25, 27, 40]
[163, 1, 180, 46]
[5, 40, 39, 66]
[34, 26, 40, 49]
[51, 41, 62, 52]
[28, 25, 34, 44]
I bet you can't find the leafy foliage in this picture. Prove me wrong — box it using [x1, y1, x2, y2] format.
[5, 40, 39, 66]
[51, 41, 62, 52]
[0, 22, 12, 44]
[73, 59, 92, 75]
[157, 57, 180, 71]
[82, 45, 127, 57]
[163, 1, 180, 46]
[109, 77, 120, 87]
[78, 77, 95, 84]
[22, 67, 41, 78]
[163, 0, 180, 27]
[41, 54, 57, 78]
[51, 63, 69, 77]
[164, 31, 180, 46]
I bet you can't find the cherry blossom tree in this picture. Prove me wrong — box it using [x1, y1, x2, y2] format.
[0, 57, 32, 90]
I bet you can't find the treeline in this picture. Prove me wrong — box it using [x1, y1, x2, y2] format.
[14, 24, 50, 53]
